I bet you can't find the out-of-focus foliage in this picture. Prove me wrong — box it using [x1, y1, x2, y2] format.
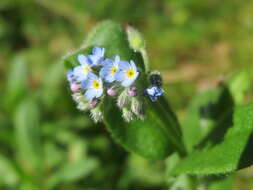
[0, 0, 253, 189]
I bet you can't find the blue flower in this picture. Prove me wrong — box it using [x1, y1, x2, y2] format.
[145, 85, 164, 102]
[73, 54, 92, 82]
[81, 73, 103, 100]
[67, 70, 75, 83]
[88, 47, 105, 66]
[99, 56, 120, 83]
[115, 60, 139, 87]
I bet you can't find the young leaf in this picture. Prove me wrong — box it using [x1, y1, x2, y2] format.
[172, 101, 253, 175]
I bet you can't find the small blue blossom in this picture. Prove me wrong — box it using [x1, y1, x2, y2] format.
[145, 85, 164, 102]
[88, 47, 105, 66]
[81, 73, 103, 100]
[115, 60, 139, 87]
[100, 56, 120, 83]
[73, 54, 92, 82]
[67, 70, 75, 83]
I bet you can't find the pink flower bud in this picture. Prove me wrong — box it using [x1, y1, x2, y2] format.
[127, 87, 137, 97]
[117, 101, 124, 108]
[89, 99, 98, 108]
[107, 87, 117, 96]
[71, 83, 80, 92]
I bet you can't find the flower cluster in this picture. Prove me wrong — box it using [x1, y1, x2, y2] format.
[67, 46, 164, 123]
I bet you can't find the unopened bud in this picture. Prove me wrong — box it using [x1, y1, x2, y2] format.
[149, 71, 163, 87]
[90, 107, 103, 123]
[127, 87, 137, 97]
[122, 108, 134, 122]
[107, 86, 117, 96]
[127, 25, 145, 51]
[117, 89, 129, 108]
[89, 99, 99, 108]
[77, 101, 89, 111]
[72, 92, 85, 103]
[71, 83, 80, 92]
[131, 97, 143, 116]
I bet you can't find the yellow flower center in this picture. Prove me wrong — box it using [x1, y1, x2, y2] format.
[83, 65, 89, 73]
[110, 66, 117, 75]
[92, 80, 100, 89]
[126, 69, 135, 78]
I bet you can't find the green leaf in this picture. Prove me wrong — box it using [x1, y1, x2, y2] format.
[47, 158, 98, 189]
[5, 54, 28, 112]
[228, 69, 252, 105]
[0, 154, 19, 186]
[169, 175, 197, 190]
[182, 87, 234, 151]
[41, 62, 65, 109]
[63, 20, 185, 160]
[208, 175, 235, 190]
[103, 97, 185, 160]
[46, 139, 98, 189]
[14, 99, 43, 176]
[172, 101, 253, 175]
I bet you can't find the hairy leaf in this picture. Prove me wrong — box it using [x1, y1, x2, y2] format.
[172, 102, 253, 175]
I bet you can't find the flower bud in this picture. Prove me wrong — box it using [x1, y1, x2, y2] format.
[149, 71, 163, 87]
[107, 86, 117, 96]
[72, 92, 85, 103]
[126, 25, 145, 51]
[131, 97, 143, 116]
[89, 99, 99, 108]
[77, 101, 89, 111]
[90, 107, 103, 123]
[117, 89, 129, 108]
[127, 87, 137, 97]
[122, 108, 134, 122]
[71, 83, 80, 92]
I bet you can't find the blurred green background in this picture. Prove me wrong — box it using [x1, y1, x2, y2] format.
[0, 0, 253, 189]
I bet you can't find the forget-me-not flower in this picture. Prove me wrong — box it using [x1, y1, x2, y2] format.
[82, 73, 103, 100]
[115, 60, 139, 87]
[67, 70, 75, 83]
[145, 85, 164, 102]
[88, 47, 105, 66]
[73, 54, 92, 82]
[100, 56, 120, 83]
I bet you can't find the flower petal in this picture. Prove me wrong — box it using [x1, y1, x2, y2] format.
[73, 66, 87, 82]
[85, 89, 96, 100]
[130, 60, 137, 71]
[121, 78, 134, 87]
[96, 88, 103, 98]
[115, 71, 126, 82]
[119, 61, 130, 71]
[92, 47, 104, 56]
[115, 55, 120, 64]
[77, 54, 90, 65]
[88, 72, 98, 80]
[105, 74, 115, 83]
